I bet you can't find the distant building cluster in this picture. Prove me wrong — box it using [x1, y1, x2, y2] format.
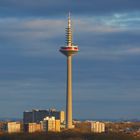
[23, 116, 61, 133]
[74, 121, 105, 133]
[23, 109, 64, 133]
[0, 108, 65, 133]
[0, 108, 107, 134]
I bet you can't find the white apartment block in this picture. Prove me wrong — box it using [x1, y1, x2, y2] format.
[8, 122, 22, 133]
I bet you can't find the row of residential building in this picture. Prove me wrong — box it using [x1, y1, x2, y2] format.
[6, 120, 105, 133]
[8, 116, 60, 133]
[0, 108, 106, 133]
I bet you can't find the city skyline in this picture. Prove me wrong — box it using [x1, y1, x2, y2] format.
[0, 0, 140, 119]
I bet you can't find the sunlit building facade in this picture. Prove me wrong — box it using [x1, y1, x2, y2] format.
[91, 121, 105, 133]
[7, 122, 22, 133]
[41, 116, 60, 132]
[28, 123, 42, 133]
[75, 121, 105, 133]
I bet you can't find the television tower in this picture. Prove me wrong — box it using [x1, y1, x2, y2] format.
[60, 13, 79, 129]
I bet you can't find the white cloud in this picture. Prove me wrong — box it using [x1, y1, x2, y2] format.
[0, 14, 140, 59]
[0, 18, 66, 57]
[124, 47, 140, 54]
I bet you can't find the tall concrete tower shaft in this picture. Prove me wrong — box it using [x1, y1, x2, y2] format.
[60, 14, 79, 129]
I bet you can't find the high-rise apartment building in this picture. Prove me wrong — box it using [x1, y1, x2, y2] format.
[41, 116, 60, 132]
[28, 123, 42, 133]
[91, 121, 105, 133]
[23, 109, 64, 124]
[7, 122, 23, 133]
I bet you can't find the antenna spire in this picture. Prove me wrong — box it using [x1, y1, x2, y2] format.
[66, 12, 72, 46]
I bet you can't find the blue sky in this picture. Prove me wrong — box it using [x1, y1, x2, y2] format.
[0, 0, 140, 120]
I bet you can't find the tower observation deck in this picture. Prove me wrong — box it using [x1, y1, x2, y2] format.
[59, 13, 79, 129]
